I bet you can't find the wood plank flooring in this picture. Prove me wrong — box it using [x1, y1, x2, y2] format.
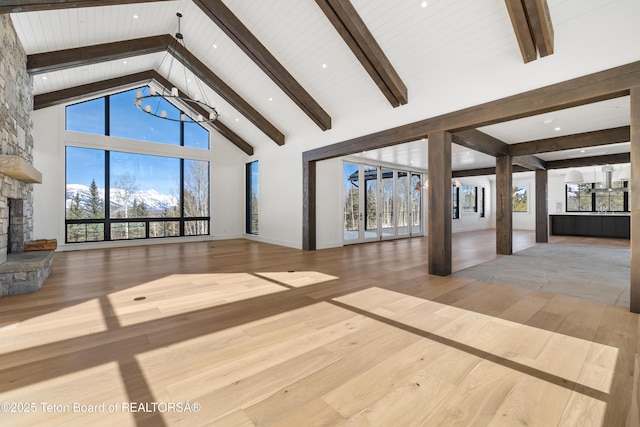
[0, 230, 637, 426]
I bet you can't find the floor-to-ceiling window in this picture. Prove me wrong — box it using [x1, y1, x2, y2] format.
[343, 162, 423, 244]
[246, 161, 259, 235]
[64, 87, 211, 243]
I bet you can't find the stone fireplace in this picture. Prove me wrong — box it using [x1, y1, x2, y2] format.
[0, 15, 52, 298]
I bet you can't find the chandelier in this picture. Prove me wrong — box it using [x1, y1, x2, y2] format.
[135, 12, 219, 123]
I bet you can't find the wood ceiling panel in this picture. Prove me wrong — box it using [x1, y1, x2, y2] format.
[1, 1, 172, 14]
[316, 0, 407, 107]
[194, 0, 332, 131]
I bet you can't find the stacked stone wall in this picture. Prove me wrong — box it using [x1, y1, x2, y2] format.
[0, 15, 35, 291]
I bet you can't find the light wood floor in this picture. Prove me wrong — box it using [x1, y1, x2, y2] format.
[0, 230, 637, 426]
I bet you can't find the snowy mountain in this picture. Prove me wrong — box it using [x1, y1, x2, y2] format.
[66, 184, 178, 211]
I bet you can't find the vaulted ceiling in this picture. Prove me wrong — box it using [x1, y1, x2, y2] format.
[6, 0, 638, 171]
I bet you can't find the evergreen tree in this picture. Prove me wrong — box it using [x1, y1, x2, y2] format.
[131, 198, 148, 218]
[87, 178, 104, 219]
[68, 191, 84, 219]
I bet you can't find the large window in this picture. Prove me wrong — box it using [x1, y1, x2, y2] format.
[64, 87, 211, 244]
[66, 148, 209, 243]
[567, 182, 629, 213]
[461, 184, 477, 213]
[246, 161, 259, 235]
[66, 87, 209, 150]
[512, 185, 528, 213]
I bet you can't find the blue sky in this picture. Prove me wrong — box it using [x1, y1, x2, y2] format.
[65, 87, 210, 195]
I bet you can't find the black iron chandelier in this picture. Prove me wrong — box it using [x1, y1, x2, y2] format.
[135, 12, 219, 124]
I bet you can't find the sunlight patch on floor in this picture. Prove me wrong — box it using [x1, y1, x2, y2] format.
[334, 287, 618, 395]
[255, 271, 339, 288]
[108, 273, 289, 326]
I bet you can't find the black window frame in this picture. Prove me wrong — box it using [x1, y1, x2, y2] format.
[452, 184, 460, 219]
[246, 161, 259, 235]
[565, 181, 629, 213]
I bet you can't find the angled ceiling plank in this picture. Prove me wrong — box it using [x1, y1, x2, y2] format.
[522, 0, 554, 57]
[193, 0, 331, 131]
[27, 35, 283, 146]
[509, 126, 631, 156]
[27, 35, 172, 74]
[316, 0, 407, 106]
[546, 152, 630, 169]
[33, 70, 253, 155]
[0, 0, 172, 13]
[451, 129, 510, 157]
[150, 71, 254, 155]
[168, 41, 284, 145]
[513, 154, 546, 170]
[504, 0, 537, 63]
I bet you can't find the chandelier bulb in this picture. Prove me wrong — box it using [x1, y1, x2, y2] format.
[149, 86, 156, 96]
[161, 110, 167, 118]
[209, 111, 216, 120]
[135, 90, 142, 100]
[197, 114, 203, 122]
[180, 113, 186, 122]
[171, 87, 179, 97]
[135, 99, 141, 108]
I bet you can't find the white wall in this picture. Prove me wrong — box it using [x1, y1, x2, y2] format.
[32, 100, 247, 251]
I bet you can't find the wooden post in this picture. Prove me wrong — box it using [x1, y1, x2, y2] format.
[535, 169, 548, 243]
[496, 155, 513, 255]
[631, 87, 640, 313]
[302, 158, 316, 250]
[428, 130, 452, 276]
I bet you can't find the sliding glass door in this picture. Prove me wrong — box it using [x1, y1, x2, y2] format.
[343, 162, 423, 245]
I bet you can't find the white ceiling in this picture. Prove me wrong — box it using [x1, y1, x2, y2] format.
[10, 0, 639, 171]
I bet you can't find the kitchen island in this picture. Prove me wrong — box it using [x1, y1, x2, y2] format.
[550, 213, 630, 239]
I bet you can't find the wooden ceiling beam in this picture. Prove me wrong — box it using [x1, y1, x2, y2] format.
[0, 0, 171, 14]
[150, 71, 254, 155]
[513, 154, 546, 170]
[193, 0, 331, 131]
[316, 0, 407, 107]
[27, 35, 284, 146]
[508, 126, 630, 156]
[27, 35, 171, 75]
[167, 41, 284, 146]
[33, 70, 254, 155]
[546, 153, 630, 170]
[451, 129, 509, 157]
[303, 61, 640, 163]
[522, 0, 554, 57]
[452, 165, 529, 178]
[34, 70, 154, 109]
[504, 0, 537, 63]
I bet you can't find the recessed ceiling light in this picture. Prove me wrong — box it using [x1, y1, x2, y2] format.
[268, 97, 273, 101]
[554, 126, 561, 131]
[322, 63, 327, 69]
[213, 44, 217, 49]
[543, 118, 554, 124]
[421, 1, 427, 7]
[133, 14, 139, 19]
[123, 60, 128, 64]
[580, 149, 586, 153]
[235, 118, 240, 122]
[187, 78, 191, 82]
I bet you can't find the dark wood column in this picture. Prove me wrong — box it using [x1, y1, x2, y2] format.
[302, 158, 316, 250]
[535, 169, 549, 243]
[496, 155, 513, 255]
[428, 131, 452, 276]
[631, 87, 640, 313]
